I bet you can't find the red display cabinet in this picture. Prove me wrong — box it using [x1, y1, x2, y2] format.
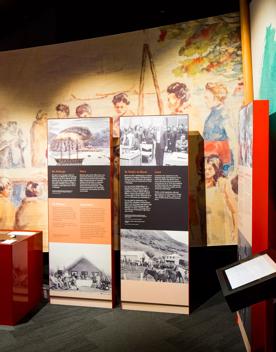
[0, 230, 43, 326]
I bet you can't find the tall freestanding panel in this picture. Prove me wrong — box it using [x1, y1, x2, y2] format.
[48, 117, 114, 308]
[120, 115, 189, 313]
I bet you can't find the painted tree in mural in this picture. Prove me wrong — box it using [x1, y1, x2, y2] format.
[159, 14, 242, 79]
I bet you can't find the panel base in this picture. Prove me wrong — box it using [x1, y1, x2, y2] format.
[0, 325, 15, 331]
[121, 302, 189, 314]
[50, 297, 113, 309]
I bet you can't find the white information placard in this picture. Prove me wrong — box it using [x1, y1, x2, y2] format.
[225, 254, 276, 289]
[2, 240, 17, 244]
[8, 231, 38, 236]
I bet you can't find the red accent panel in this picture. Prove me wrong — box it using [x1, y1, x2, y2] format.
[251, 100, 269, 351]
[268, 112, 276, 251]
[252, 100, 269, 253]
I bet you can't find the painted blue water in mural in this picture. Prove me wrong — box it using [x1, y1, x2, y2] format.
[260, 25, 276, 114]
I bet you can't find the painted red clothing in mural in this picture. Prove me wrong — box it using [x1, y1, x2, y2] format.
[203, 105, 232, 173]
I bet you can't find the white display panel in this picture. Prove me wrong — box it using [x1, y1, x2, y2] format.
[225, 254, 276, 289]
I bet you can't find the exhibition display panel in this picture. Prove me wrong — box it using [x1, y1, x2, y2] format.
[217, 250, 276, 312]
[48, 117, 114, 308]
[120, 115, 189, 314]
[0, 230, 43, 326]
[236, 100, 270, 351]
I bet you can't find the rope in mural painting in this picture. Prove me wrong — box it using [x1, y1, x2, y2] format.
[138, 43, 164, 115]
[68, 43, 164, 109]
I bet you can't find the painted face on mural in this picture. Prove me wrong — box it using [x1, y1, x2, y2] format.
[34, 183, 42, 197]
[41, 113, 48, 122]
[204, 89, 217, 109]
[205, 161, 216, 180]
[167, 93, 182, 112]
[0, 181, 12, 198]
[204, 88, 224, 110]
[114, 102, 128, 116]
[78, 112, 90, 118]
[56, 110, 67, 119]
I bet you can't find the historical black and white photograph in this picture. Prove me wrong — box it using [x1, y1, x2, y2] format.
[48, 118, 110, 166]
[120, 115, 188, 167]
[121, 229, 188, 283]
[49, 243, 112, 295]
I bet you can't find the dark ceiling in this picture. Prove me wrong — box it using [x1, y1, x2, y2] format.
[0, 0, 240, 51]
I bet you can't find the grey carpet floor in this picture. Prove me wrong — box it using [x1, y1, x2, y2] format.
[0, 292, 245, 352]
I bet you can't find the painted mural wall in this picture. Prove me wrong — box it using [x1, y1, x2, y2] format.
[0, 12, 243, 250]
[250, 0, 276, 113]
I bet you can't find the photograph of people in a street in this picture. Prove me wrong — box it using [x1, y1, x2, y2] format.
[120, 115, 188, 167]
[121, 229, 188, 283]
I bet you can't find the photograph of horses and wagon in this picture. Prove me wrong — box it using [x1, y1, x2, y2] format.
[121, 229, 188, 283]
[49, 243, 112, 296]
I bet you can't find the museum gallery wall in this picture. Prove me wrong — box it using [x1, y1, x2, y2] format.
[0, 12, 243, 251]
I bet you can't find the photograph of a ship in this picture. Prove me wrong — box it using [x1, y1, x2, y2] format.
[48, 118, 110, 166]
